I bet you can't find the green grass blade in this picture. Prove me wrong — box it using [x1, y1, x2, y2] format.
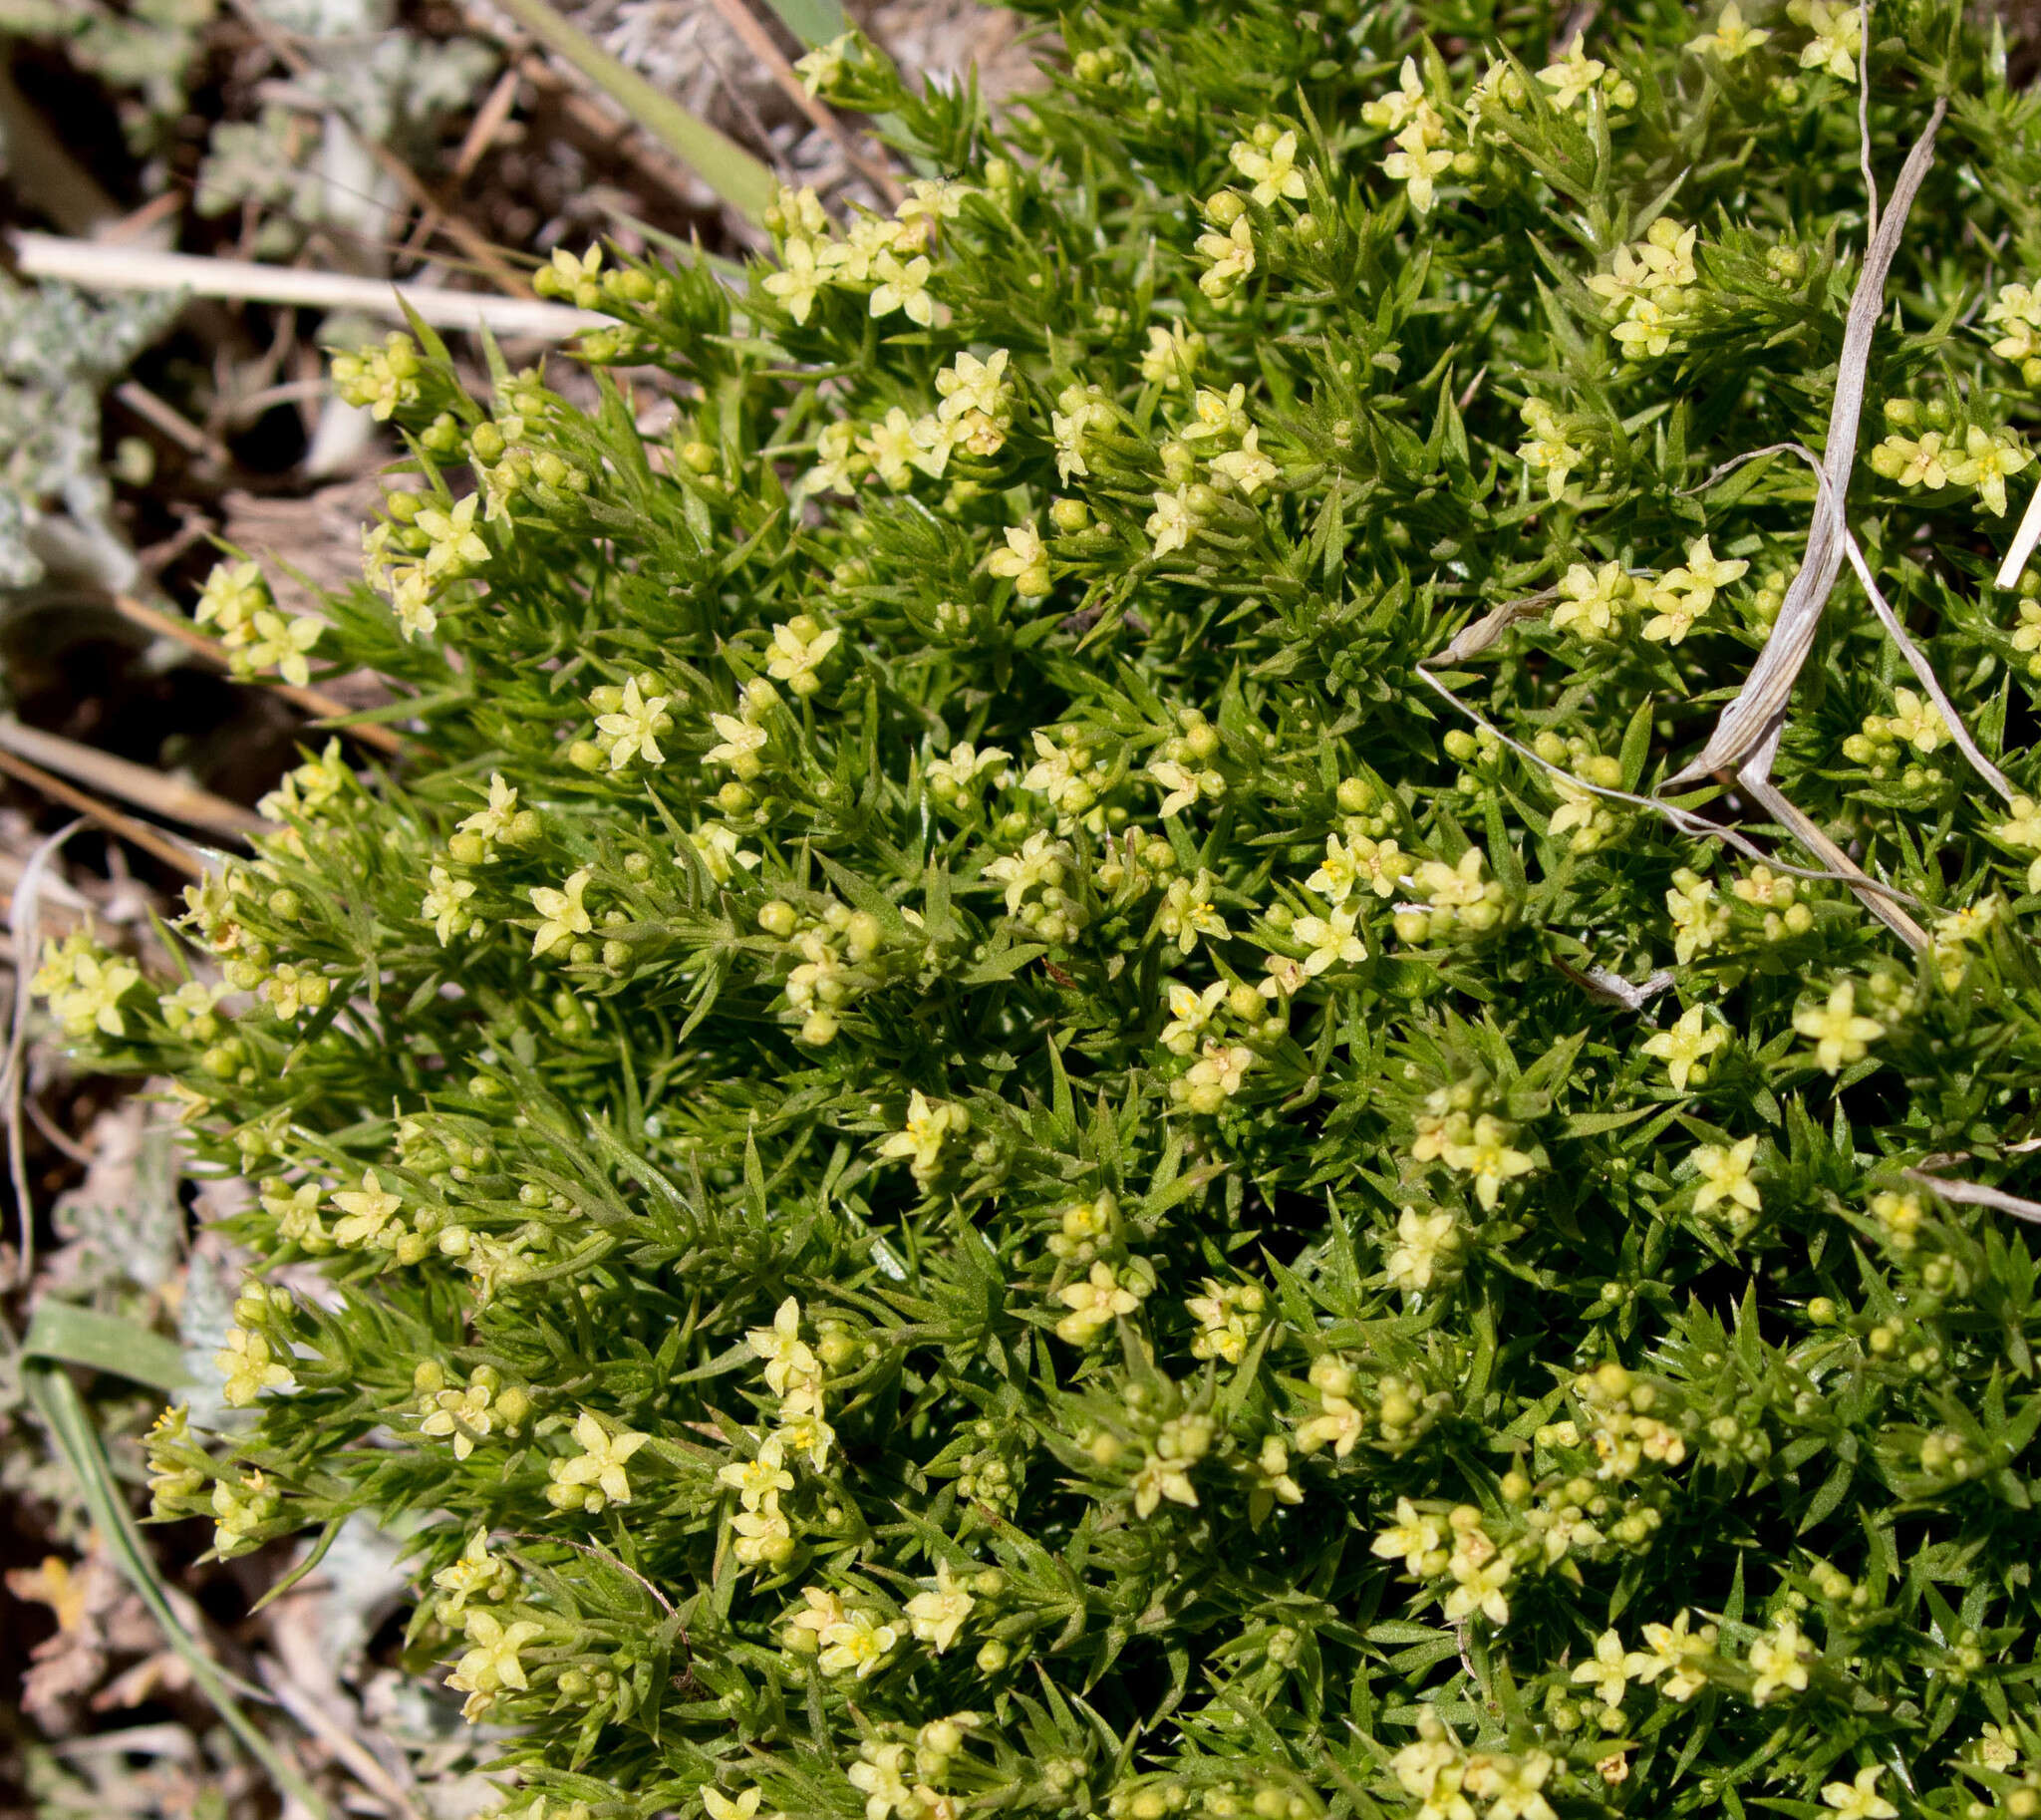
[761, 0, 851, 48]
[24, 1303, 189, 1393]
[486, 0, 776, 226]
[23, 1362, 336, 1818]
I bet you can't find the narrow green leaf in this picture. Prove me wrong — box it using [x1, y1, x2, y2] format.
[487, 0, 776, 224]
[763, 0, 850, 47]
[24, 1364, 335, 1818]
[24, 1303, 189, 1394]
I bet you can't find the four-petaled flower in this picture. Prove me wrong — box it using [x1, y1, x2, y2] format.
[1371, 1497, 1444, 1575]
[1230, 130, 1308, 206]
[904, 1559, 975, 1653]
[1793, 982, 1885, 1073]
[449, 1609, 543, 1713]
[547, 1409, 650, 1513]
[332, 1169, 402, 1248]
[595, 678, 673, 768]
[1692, 1135, 1762, 1223]
[530, 868, 593, 958]
[1689, 2, 1771, 59]
[215, 1327, 294, 1406]
[1295, 904, 1366, 975]
[1822, 1766, 1897, 1820]
[1748, 1613, 1812, 1703]
[870, 252, 935, 326]
[818, 1607, 899, 1677]
[1641, 1003, 1726, 1091]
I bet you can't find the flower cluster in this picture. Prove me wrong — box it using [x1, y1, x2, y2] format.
[1588, 218, 1699, 361]
[41, 5, 2041, 1819]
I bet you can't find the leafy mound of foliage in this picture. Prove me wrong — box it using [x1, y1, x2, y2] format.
[43, 1, 2041, 1814]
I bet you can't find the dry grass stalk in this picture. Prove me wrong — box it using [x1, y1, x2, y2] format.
[700, 0, 906, 203]
[13, 233, 603, 338]
[0, 750, 205, 880]
[0, 719, 266, 843]
[110, 594, 412, 759]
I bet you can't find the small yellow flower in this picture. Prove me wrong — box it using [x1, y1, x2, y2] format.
[1440, 1113, 1535, 1210]
[1551, 560, 1631, 638]
[546, 1409, 650, 1513]
[1519, 399, 1586, 498]
[878, 1088, 966, 1182]
[705, 712, 768, 771]
[448, 1609, 543, 1714]
[1633, 1609, 1717, 1700]
[331, 1169, 403, 1248]
[1371, 1496, 1444, 1575]
[1055, 1259, 1143, 1345]
[1947, 425, 2033, 516]
[1821, 1766, 1897, 1820]
[238, 610, 324, 688]
[904, 1560, 975, 1653]
[1692, 1135, 1762, 1222]
[1789, 0, 1862, 81]
[1195, 215, 1257, 296]
[1793, 982, 1884, 1073]
[717, 1434, 794, 1509]
[1747, 1612, 1811, 1702]
[763, 236, 825, 323]
[1538, 37, 1606, 110]
[416, 494, 488, 579]
[1442, 1548, 1512, 1626]
[1361, 57, 1429, 135]
[1987, 283, 2041, 363]
[49, 950, 140, 1038]
[765, 619, 841, 698]
[1146, 485, 1197, 557]
[818, 1607, 899, 1677]
[594, 678, 673, 768]
[421, 865, 475, 945]
[432, 1529, 507, 1620]
[746, 1298, 819, 1397]
[1229, 128, 1308, 206]
[1210, 426, 1279, 496]
[1689, 2, 1771, 60]
[1640, 1003, 1726, 1092]
[1666, 869, 1728, 964]
[869, 252, 935, 326]
[1571, 1629, 1638, 1709]
[1382, 129, 1455, 216]
[215, 1326, 294, 1406]
[1158, 871, 1230, 953]
[1294, 904, 1366, 975]
[702, 1786, 767, 1820]
[529, 868, 593, 957]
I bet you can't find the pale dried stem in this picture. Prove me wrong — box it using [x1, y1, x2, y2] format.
[0, 750, 204, 880]
[256, 1660, 430, 1820]
[700, 0, 906, 204]
[0, 718, 266, 843]
[111, 594, 411, 758]
[1904, 1167, 2041, 1223]
[1410, 659, 1927, 914]
[14, 233, 602, 338]
[1666, 99, 1946, 789]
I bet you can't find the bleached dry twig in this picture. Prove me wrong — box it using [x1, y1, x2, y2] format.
[1664, 98, 1946, 792]
[12, 233, 606, 339]
[0, 717, 266, 844]
[1904, 1167, 2041, 1223]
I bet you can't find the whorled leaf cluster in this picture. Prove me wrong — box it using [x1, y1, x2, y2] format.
[38, 1, 2041, 1815]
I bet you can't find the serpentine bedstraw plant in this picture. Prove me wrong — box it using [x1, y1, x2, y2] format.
[38, 0, 2041, 1814]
